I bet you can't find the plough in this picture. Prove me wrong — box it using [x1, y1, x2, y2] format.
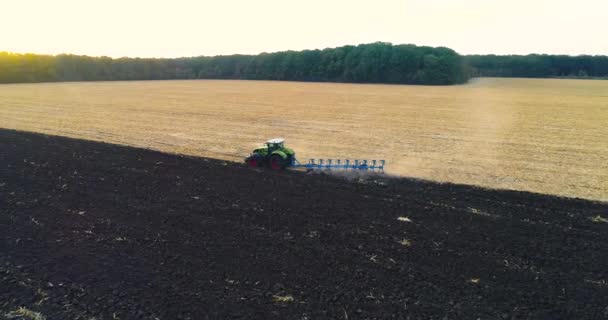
[291, 158, 385, 171]
[245, 138, 385, 172]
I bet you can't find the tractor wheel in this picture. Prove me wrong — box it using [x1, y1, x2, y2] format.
[269, 154, 287, 170]
[245, 154, 263, 168]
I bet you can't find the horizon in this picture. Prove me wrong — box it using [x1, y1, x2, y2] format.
[4, 41, 608, 59]
[2, 0, 607, 58]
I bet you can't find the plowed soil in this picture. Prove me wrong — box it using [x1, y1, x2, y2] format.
[1, 129, 607, 320]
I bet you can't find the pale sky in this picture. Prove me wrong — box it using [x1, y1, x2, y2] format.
[2, 0, 607, 58]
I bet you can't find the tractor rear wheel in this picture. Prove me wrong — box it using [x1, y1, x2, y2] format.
[245, 154, 263, 168]
[269, 154, 287, 170]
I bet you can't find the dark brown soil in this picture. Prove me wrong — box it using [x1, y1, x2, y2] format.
[1, 129, 607, 320]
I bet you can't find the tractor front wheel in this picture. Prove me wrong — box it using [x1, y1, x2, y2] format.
[269, 154, 287, 170]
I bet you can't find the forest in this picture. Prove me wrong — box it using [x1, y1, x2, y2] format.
[1, 43, 608, 85]
[0, 43, 467, 85]
[466, 54, 608, 78]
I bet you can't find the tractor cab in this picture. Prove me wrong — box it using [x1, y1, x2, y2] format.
[265, 138, 285, 152]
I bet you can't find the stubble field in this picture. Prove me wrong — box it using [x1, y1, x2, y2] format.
[0, 78, 606, 200]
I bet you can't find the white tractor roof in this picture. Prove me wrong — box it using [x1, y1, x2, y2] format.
[266, 138, 285, 144]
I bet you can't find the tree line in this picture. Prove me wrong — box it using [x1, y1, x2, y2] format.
[2, 44, 608, 85]
[0, 43, 467, 85]
[0, 52, 195, 83]
[465, 54, 608, 78]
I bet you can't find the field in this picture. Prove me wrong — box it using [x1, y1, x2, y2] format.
[2, 129, 607, 319]
[0, 78, 607, 200]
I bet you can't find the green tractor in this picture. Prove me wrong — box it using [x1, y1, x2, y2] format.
[245, 138, 295, 170]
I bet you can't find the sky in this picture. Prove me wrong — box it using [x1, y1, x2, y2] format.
[1, 0, 607, 58]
